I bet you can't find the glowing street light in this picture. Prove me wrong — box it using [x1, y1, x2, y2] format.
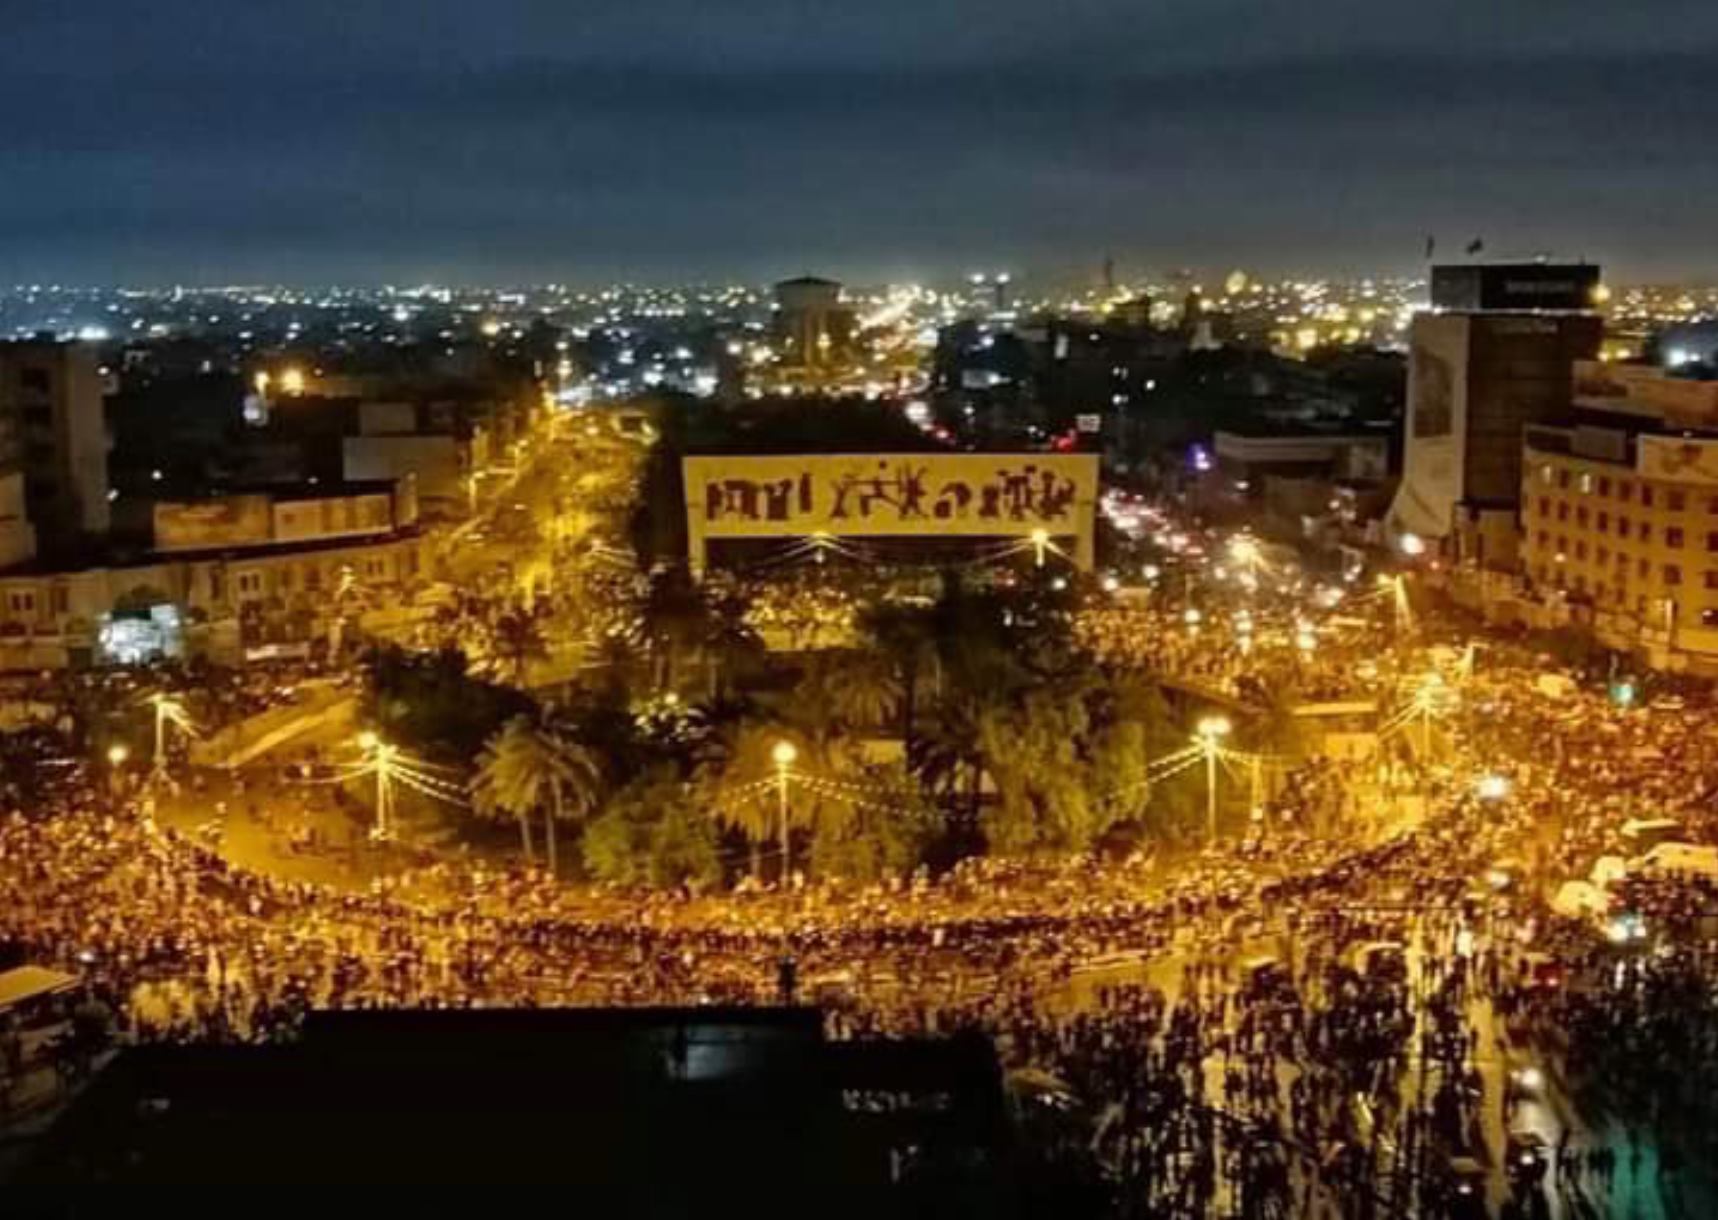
[1030, 528, 1051, 569]
[356, 731, 400, 841]
[105, 742, 129, 796]
[1398, 531, 1426, 557]
[147, 692, 194, 776]
[1476, 774, 1510, 801]
[1227, 535, 1262, 581]
[280, 367, 307, 396]
[1408, 671, 1451, 756]
[772, 740, 798, 883]
[1195, 716, 1232, 844]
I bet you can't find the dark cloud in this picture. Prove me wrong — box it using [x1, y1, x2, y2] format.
[2, 1, 1716, 283]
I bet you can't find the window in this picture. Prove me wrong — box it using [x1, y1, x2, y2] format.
[1617, 515, 1630, 536]
[49, 586, 67, 615]
[1639, 558, 1651, 578]
[1706, 571, 1718, 591]
[1579, 472, 1594, 494]
[1639, 522, 1652, 542]
[7, 591, 34, 615]
[1538, 497, 1550, 518]
[1596, 546, 1609, 564]
[1557, 470, 1571, 489]
[1599, 478, 1612, 497]
[1642, 486, 1656, 507]
[236, 570, 263, 596]
[1574, 541, 1588, 560]
[1669, 490, 1688, 512]
[304, 566, 321, 592]
[1557, 502, 1569, 521]
[1597, 512, 1609, 532]
[1575, 507, 1589, 528]
[1619, 481, 1634, 503]
[1539, 465, 1553, 485]
[1708, 496, 1718, 514]
[1668, 527, 1685, 548]
[1666, 564, 1683, 586]
[19, 368, 50, 393]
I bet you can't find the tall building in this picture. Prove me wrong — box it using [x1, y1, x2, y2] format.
[1389, 263, 1603, 570]
[772, 277, 855, 371]
[1520, 362, 1718, 671]
[0, 339, 111, 560]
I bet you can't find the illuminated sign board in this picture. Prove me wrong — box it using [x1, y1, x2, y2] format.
[682, 453, 1099, 568]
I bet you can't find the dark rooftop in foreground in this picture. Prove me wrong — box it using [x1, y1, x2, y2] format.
[17, 1007, 1013, 1210]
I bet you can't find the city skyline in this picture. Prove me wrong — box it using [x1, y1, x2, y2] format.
[4, 0, 1718, 284]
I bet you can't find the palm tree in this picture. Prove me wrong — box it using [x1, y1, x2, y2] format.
[471, 715, 603, 875]
[488, 609, 549, 687]
[820, 652, 903, 736]
[858, 603, 940, 746]
[697, 720, 830, 882]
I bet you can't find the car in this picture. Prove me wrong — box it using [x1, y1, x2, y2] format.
[1435, 1154, 1489, 1219]
[1349, 941, 1408, 983]
[1633, 842, 1718, 879]
[1239, 955, 1291, 1001]
[1506, 1131, 1550, 1189]
[1620, 818, 1685, 851]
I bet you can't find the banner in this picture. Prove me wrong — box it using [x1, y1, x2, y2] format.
[683, 453, 1098, 539]
[1638, 436, 1718, 487]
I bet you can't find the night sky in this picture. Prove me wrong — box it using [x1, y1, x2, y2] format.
[4, 0, 1716, 285]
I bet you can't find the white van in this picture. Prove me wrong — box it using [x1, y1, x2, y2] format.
[1634, 842, 1718, 879]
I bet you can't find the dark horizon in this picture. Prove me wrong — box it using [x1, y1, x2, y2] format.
[3, 1, 1717, 285]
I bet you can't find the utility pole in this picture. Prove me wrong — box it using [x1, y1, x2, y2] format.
[772, 740, 797, 884]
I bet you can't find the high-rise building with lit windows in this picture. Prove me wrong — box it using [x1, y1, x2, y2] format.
[0, 338, 110, 561]
[1519, 361, 1718, 671]
[1388, 263, 1603, 571]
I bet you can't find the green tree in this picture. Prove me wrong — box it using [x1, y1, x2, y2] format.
[806, 763, 936, 882]
[488, 608, 549, 687]
[858, 602, 942, 745]
[698, 720, 842, 882]
[471, 715, 603, 875]
[582, 766, 720, 888]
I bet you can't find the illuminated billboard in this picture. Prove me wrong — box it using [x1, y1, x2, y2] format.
[153, 495, 273, 551]
[682, 453, 1099, 570]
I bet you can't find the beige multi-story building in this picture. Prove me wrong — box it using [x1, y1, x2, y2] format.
[1519, 362, 1718, 670]
[0, 480, 427, 670]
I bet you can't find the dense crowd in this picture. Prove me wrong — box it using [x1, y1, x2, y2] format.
[7, 480, 1718, 1211]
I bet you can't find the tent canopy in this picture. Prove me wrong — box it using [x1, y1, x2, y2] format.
[0, 965, 78, 1012]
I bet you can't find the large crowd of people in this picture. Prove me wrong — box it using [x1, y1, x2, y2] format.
[6, 483, 1718, 1212]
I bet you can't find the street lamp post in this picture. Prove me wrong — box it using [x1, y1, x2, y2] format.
[772, 740, 797, 884]
[148, 693, 190, 777]
[106, 743, 129, 796]
[358, 730, 397, 841]
[1195, 715, 1231, 844]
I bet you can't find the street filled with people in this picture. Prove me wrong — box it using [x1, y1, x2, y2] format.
[3, 475, 1718, 1216]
